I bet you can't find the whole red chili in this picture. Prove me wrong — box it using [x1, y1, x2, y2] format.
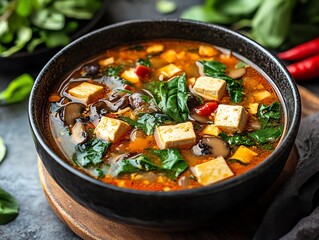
[278, 38, 319, 61]
[287, 54, 319, 80]
[194, 101, 218, 116]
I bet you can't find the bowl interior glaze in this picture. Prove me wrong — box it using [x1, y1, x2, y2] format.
[29, 19, 301, 231]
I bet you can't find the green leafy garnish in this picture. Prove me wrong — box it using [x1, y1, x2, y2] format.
[258, 102, 282, 128]
[0, 137, 6, 164]
[219, 132, 255, 146]
[110, 154, 158, 177]
[148, 73, 190, 122]
[120, 113, 170, 135]
[106, 66, 123, 77]
[137, 58, 151, 67]
[249, 126, 283, 144]
[0, 188, 19, 225]
[0, 73, 34, 105]
[148, 148, 188, 180]
[198, 60, 244, 103]
[73, 139, 111, 168]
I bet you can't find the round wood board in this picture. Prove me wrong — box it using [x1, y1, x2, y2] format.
[38, 85, 316, 240]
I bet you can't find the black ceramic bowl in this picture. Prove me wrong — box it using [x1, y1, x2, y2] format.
[29, 19, 301, 231]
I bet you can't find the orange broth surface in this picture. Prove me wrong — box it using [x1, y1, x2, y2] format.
[47, 39, 284, 191]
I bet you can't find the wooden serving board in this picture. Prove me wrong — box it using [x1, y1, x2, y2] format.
[38, 85, 319, 240]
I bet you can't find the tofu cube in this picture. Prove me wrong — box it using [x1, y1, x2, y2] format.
[198, 45, 218, 57]
[191, 156, 234, 186]
[154, 122, 196, 149]
[146, 44, 164, 54]
[254, 90, 271, 101]
[214, 104, 248, 133]
[94, 117, 131, 143]
[230, 145, 258, 164]
[68, 82, 104, 104]
[158, 63, 181, 79]
[202, 124, 221, 136]
[121, 68, 140, 84]
[247, 103, 259, 115]
[193, 76, 226, 101]
[98, 57, 114, 67]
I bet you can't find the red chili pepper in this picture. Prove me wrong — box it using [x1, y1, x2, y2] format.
[278, 38, 319, 61]
[134, 65, 151, 78]
[194, 101, 218, 116]
[287, 54, 319, 80]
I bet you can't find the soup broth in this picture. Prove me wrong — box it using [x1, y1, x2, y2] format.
[47, 39, 284, 191]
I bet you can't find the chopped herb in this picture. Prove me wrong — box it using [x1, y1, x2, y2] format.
[73, 139, 111, 168]
[106, 66, 123, 77]
[148, 148, 188, 180]
[115, 89, 133, 95]
[219, 132, 255, 146]
[249, 126, 283, 144]
[137, 58, 151, 67]
[0, 188, 19, 225]
[120, 113, 171, 135]
[198, 60, 244, 103]
[258, 102, 282, 128]
[95, 168, 105, 178]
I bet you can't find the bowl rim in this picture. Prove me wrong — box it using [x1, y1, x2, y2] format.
[29, 18, 301, 197]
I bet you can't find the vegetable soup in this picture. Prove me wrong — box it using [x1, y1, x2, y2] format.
[47, 40, 284, 191]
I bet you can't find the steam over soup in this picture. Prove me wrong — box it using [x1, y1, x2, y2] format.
[47, 40, 284, 191]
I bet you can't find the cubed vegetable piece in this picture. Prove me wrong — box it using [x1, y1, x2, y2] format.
[160, 50, 177, 63]
[158, 63, 181, 79]
[214, 104, 248, 133]
[191, 156, 234, 186]
[253, 90, 271, 101]
[198, 45, 218, 57]
[230, 145, 258, 164]
[134, 65, 151, 78]
[247, 103, 259, 115]
[121, 68, 140, 83]
[202, 124, 221, 136]
[154, 122, 196, 149]
[98, 57, 114, 67]
[146, 44, 164, 54]
[68, 82, 104, 105]
[94, 117, 131, 143]
[193, 76, 226, 101]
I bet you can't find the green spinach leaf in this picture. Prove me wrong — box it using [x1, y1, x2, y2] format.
[149, 74, 190, 122]
[198, 60, 244, 103]
[249, 126, 283, 144]
[148, 148, 188, 180]
[0, 188, 19, 225]
[120, 113, 170, 135]
[219, 132, 255, 146]
[137, 58, 151, 67]
[106, 66, 123, 77]
[73, 139, 111, 168]
[110, 154, 158, 176]
[0, 73, 34, 105]
[258, 102, 282, 128]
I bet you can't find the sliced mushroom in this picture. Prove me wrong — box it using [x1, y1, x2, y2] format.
[189, 111, 210, 124]
[90, 101, 108, 123]
[129, 91, 147, 109]
[71, 120, 88, 144]
[82, 64, 100, 77]
[130, 129, 147, 142]
[196, 61, 205, 76]
[192, 137, 230, 158]
[187, 94, 202, 110]
[59, 103, 86, 127]
[227, 67, 246, 79]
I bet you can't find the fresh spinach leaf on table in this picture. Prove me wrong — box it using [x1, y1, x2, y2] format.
[0, 188, 19, 225]
[198, 60, 244, 103]
[73, 138, 111, 168]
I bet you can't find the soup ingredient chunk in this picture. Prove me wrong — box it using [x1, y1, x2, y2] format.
[193, 76, 226, 101]
[154, 122, 196, 149]
[191, 156, 234, 186]
[214, 104, 248, 133]
[158, 63, 181, 78]
[94, 116, 131, 143]
[230, 146, 258, 164]
[68, 82, 104, 104]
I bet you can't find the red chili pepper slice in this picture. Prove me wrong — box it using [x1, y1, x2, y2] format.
[278, 38, 319, 61]
[194, 101, 218, 116]
[287, 54, 319, 80]
[134, 65, 151, 78]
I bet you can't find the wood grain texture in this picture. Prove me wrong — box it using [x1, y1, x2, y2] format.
[38, 85, 316, 240]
